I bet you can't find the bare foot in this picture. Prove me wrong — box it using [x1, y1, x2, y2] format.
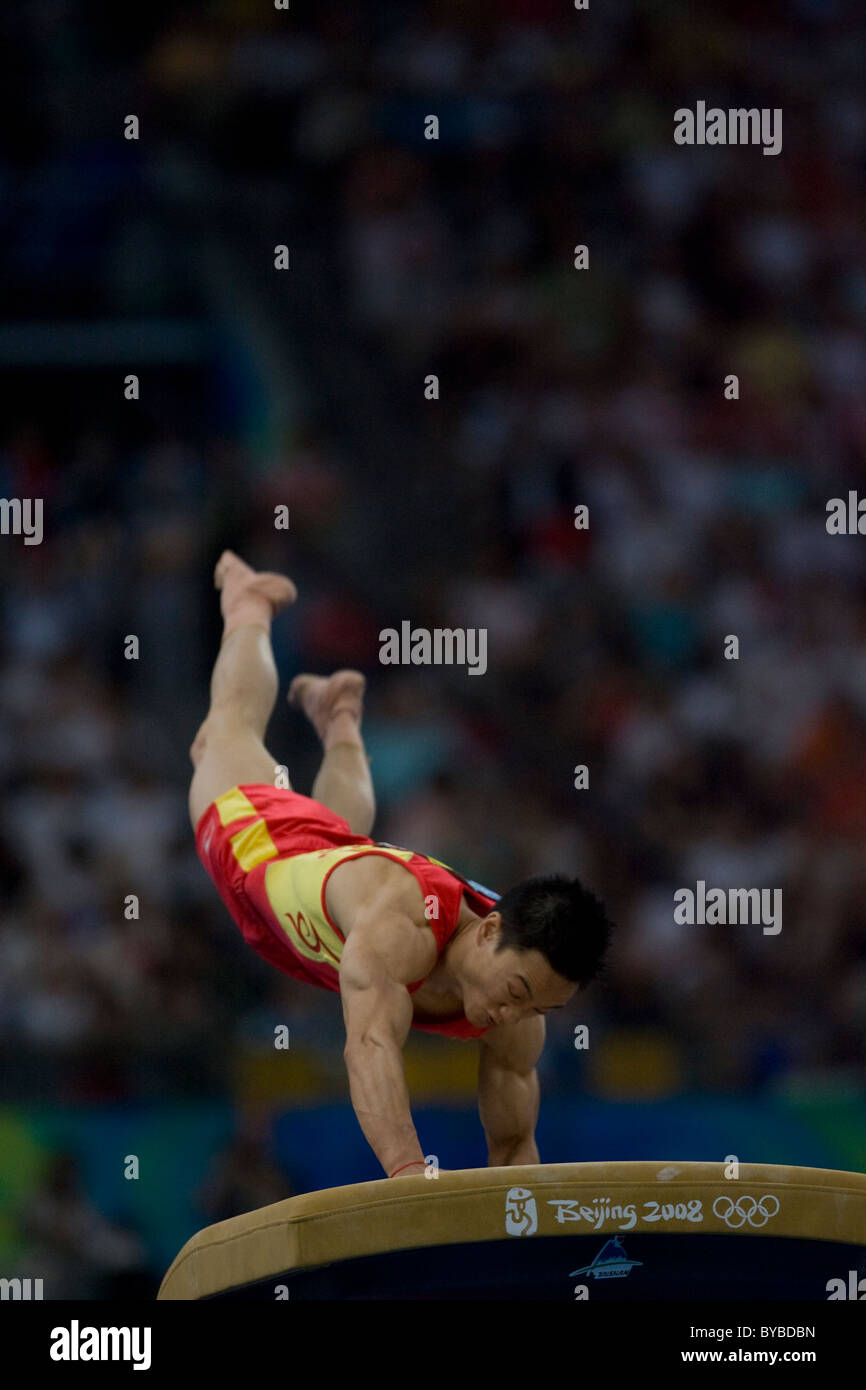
[288, 670, 366, 743]
[215, 550, 297, 636]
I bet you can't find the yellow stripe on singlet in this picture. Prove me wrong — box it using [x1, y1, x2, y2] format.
[215, 787, 259, 827]
[229, 819, 279, 871]
[213, 788, 278, 871]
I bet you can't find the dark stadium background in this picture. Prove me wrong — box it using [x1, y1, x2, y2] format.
[0, 0, 864, 1297]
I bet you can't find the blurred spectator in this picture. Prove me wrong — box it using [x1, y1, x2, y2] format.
[16, 1153, 149, 1299]
[197, 1134, 293, 1224]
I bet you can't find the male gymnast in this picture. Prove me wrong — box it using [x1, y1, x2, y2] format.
[189, 552, 612, 1180]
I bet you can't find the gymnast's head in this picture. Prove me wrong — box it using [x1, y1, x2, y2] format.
[455, 874, 613, 1030]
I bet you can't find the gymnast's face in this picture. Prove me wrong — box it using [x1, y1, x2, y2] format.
[460, 912, 576, 1029]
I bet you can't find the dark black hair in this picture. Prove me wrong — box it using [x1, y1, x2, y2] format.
[494, 874, 613, 988]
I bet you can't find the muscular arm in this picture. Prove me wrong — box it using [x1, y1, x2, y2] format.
[339, 912, 436, 1178]
[478, 1016, 545, 1167]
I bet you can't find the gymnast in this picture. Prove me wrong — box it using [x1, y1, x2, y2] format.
[189, 552, 612, 1181]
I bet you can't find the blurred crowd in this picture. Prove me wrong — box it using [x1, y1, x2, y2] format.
[1, 0, 865, 1288]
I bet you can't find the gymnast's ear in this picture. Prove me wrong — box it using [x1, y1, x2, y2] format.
[480, 910, 503, 940]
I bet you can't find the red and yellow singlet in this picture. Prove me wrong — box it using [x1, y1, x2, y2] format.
[195, 785, 497, 1040]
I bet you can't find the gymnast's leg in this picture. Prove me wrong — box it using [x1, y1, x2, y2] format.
[188, 550, 297, 829]
[289, 671, 375, 836]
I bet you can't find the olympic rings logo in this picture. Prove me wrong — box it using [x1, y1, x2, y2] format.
[712, 1194, 780, 1228]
